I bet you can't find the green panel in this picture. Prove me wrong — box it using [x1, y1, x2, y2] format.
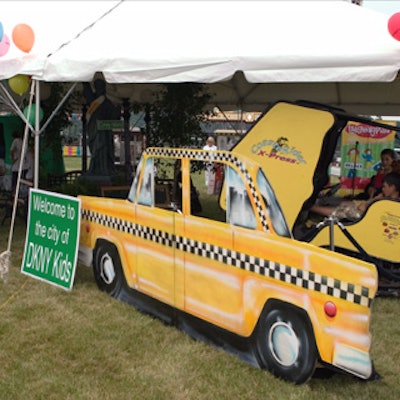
[0, 115, 24, 167]
[21, 189, 81, 290]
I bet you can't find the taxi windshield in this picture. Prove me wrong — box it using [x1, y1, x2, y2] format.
[256, 168, 291, 238]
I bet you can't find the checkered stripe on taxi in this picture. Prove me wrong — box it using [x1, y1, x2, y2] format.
[146, 148, 269, 232]
[82, 208, 373, 307]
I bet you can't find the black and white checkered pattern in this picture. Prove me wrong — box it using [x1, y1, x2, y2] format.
[82, 208, 373, 307]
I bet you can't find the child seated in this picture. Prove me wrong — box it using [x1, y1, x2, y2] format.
[311, 172, 400, 221]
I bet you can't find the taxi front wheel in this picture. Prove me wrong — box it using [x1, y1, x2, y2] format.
[255, 305, 318, 384]
[93, 241, 125, 298]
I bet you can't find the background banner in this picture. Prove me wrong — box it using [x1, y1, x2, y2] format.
[339, 120, 396, 196]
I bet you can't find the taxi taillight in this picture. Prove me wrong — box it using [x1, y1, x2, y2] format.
[324, 301, 337, 318]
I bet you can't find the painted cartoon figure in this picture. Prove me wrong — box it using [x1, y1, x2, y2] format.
[362, 148, 373, 170]
[270, 136, 288, 155]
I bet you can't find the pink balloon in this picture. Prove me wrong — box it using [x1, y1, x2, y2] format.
[0, 33, 10, 57]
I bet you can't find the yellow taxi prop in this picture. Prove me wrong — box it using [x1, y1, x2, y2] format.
[79, 146, 378, 384]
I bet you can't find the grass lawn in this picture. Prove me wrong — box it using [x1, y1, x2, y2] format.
[0, 158, 399, 399]
[1, 219, 400, 399]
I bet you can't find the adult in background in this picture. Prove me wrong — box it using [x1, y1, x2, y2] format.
[0, 140, 5, 178]
[203, 136, 217, 190]
[83, 79, 120, 177]
[0, 143, 5, 192]
[15, 138, 35, 208]
[10, 130, 24, 193]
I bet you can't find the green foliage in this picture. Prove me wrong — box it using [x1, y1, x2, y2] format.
[55, 174, 127, 197]
[50, 157, 127, 197]
[39, 83, 79, 176]
[51, 179, 99, 197]
[148, 83, 211, 147]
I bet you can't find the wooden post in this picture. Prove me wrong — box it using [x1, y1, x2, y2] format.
[81, 104, 87, 173]
[123, 98, 132, 184]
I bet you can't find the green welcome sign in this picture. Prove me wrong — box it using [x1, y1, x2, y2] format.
[21, 189, 81, 290]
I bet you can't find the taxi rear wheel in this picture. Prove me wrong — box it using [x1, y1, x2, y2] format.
[255, 305, 317, 384]
[93, 241, 124, 298]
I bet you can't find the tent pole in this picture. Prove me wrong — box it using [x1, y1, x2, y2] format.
[34, 79, 40, 189]
[123, 98, 132, 184]
[38, 83, 77, 135]
[213, 105, 241, 135]
[82, 103, 88, 172]
[6, 81, 34, 260]
[0, 82, 34, 131]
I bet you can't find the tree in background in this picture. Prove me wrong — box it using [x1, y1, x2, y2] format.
[147, 83, 211, 148]
[39, 83, 77, 180]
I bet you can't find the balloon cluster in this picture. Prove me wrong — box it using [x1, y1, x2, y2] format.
[0, 20, 35, 96]
[388, 12, 400, 41]
[0, 21, 34, 56]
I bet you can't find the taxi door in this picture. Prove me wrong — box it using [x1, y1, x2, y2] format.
[181, 160, 245, 333]
[134, 156, 176, 306]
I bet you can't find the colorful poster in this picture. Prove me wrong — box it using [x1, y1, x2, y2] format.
[339, 121, 396, 196]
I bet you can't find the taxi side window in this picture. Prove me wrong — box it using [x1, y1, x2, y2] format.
[154, 157, 175, 208]
[137, 157, 154, 206]
[138, 157, 176, 209]
[226, 166, 257, 229]
[189, 160, 225, 222]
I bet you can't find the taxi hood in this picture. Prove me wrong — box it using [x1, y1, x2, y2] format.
[231, 100, 398, 235]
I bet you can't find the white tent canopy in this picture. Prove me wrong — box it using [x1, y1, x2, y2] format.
[1, 0, 400, 115]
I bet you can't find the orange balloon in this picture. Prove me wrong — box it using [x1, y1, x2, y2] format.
[12, 23, 35, 53]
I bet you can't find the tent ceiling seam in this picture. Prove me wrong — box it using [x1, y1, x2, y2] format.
[46, 0, 124, 58]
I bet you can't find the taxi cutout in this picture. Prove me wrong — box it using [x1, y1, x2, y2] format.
[79, 147, 378, 384]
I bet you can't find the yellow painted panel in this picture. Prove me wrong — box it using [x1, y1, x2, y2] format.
[233, 102, 335, 229]
[311, 199, 400, 263]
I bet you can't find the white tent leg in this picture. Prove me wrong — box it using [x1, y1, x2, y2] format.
[38, 82, 77, 135]
[0, 82, 34, 131]
[0, 80, 35, 282]
[34, 80, 40, 188]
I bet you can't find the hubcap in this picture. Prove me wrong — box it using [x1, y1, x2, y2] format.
[268, 321, 299, 366]
[100, 252, 115, 284]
